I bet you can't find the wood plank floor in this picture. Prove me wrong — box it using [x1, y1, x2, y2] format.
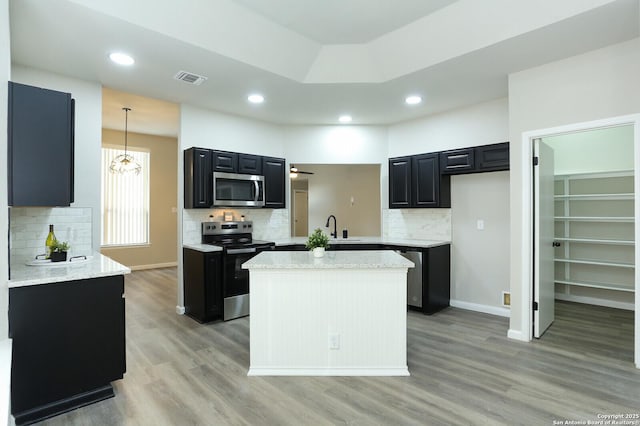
[36, 268, 639, 425]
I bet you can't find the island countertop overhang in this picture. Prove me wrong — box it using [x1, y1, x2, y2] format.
[242, 250, 415, 270]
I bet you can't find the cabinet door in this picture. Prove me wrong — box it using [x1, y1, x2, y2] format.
[389, 157, 412, 208]
[475, 142, 509, 172]
[262, 157, 286, 208]
[440, 148, 475, 174]
[184, 148, 212, 208]
[8, 82, 74, 206]
[238, 154, 263, 175]
[212, 150, 238, 173]
[413, 153, 449, 208]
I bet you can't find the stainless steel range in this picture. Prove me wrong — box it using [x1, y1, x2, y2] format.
[202, 221, 274, 320]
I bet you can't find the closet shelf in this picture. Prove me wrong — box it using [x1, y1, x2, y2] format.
[554, 237, 634, 245]
[555, 279, 634, 292]
[554, 258, 635, 268]
[554, 193, 634, 200]
[554, 216, 634, 222]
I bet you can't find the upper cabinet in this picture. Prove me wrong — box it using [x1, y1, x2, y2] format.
[8, 82, 75, 207]
[212, 150, 238, 173]
[389, 154, 450, 209]
[262, 157, 286, 209]
[439, 142, 509, 175]
[184, 148, 212, 208]
[475, 142, 510, 172]
[184, 148, 285, 209]
[238, 154, 262, 175]
[389, 157, 412, 208]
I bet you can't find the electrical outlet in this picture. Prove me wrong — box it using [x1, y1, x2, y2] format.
[477, 219, 485, 230]
[329, 334, 340, 350]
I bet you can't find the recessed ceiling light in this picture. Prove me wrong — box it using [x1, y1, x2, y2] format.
[339, 115, 352, 123]
[248, 94, 265, 104]
[405, 95, 422, 105]
[109, 52, 135, 66]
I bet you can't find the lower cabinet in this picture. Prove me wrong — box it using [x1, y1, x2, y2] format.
[274, 243, 451, 314]
[9, 275, 126, 425]
[183, 248, 223, 322]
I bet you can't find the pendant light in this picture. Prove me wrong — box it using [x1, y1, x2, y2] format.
[109, 107, 141, 175]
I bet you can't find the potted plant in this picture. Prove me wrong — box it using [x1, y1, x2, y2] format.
[306, 228, 330, 258]
[50, 240, 70, 262]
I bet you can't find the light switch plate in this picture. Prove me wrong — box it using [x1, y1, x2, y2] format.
[477, 219, 485, 230]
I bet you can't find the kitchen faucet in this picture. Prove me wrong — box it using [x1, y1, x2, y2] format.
[325, 215, 337, 239]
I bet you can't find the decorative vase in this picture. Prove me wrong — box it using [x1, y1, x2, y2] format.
[313, 247, 325, 258]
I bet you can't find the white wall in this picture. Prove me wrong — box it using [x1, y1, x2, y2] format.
[1, 0, 10, 339]
[387, 98, 510, 313]
[11, 65, 103, 252]
[544, 125, 634, 174]
[508, 37, 640, 340]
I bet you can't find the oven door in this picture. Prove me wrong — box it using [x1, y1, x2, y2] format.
[213, 172, 265, 207]
[222, 245, 273, 320]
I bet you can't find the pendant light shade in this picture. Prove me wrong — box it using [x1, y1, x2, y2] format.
[109, 107, 142, 175]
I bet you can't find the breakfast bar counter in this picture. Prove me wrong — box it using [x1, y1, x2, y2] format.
[243, 250, 414, 376]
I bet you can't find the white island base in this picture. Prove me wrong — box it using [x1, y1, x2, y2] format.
[243, 250, 413, 376]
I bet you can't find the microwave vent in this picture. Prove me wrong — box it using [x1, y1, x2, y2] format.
[174, 71, 208, 85]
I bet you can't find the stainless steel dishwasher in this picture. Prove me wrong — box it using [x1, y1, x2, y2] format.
[398, 250, 423, 308]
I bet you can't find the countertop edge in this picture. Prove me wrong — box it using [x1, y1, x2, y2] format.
[9, 253, 131, 288]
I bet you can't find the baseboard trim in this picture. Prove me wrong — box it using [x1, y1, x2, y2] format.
[555, 293, 635, 311]
[247, 367, 410, 376]
[507, 329, 528, 342]
[176, 305, 185, 315]
[130, 262, 177, 271]
[450, 299, 510, 317]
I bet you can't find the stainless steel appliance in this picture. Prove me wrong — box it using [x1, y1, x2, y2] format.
[202, 221, 274, 320]
[213, 172, 265, 207]
[398, 250, 423, 308]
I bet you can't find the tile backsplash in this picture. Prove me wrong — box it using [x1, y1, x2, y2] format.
[183, 208, 290, 244]
[382, 208, 452, 241]
[10, 207, 93, 260]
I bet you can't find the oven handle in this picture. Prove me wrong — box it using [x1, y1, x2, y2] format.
[226, 247, 257, 255]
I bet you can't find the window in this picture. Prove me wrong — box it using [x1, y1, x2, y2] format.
[101, 146, 150, 246]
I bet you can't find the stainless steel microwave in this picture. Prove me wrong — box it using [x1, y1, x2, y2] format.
[213, 172, 265, 207]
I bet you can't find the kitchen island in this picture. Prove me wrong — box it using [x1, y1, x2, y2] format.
[243, 250, 413, 376]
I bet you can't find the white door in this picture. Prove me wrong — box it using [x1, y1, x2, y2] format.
[534, 138, 555, 338]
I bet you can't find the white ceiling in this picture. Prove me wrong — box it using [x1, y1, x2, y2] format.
[232, 0, 457, 44]
[8, 0, 640, 137]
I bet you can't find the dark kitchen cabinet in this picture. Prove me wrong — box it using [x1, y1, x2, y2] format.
[475, 142, 510, 172]
[389, 157, 412, 208]
[440, 148, 475, 175]
[262, 156, 286, 209]
[9, 275, 126, 425]
[183, 248, 223, 322]
[420, 244, 451, 314]
[389, 154, 450, 208]
[184, 147, 212, 208]
[238, 154, 262, 175]
[212, 150, 238, 173]
[413, 153, 450, 208]
[8, 81, 74, 206]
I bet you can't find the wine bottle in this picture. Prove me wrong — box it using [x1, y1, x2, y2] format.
[45, 224, 56, 259]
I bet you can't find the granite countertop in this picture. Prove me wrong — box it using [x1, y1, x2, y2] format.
[9, 253, 131, 288]
[183, 243, 223, 253]
[242, 250, 415, 270]
[273, 236, 450, 249]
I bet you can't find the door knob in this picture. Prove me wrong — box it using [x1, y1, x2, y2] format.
[552, 241, 561, 247]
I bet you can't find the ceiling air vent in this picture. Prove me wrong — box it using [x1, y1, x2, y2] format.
[174, 71, 208, 85]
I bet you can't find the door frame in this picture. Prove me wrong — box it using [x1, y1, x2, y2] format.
[518, 113, 640, 368]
